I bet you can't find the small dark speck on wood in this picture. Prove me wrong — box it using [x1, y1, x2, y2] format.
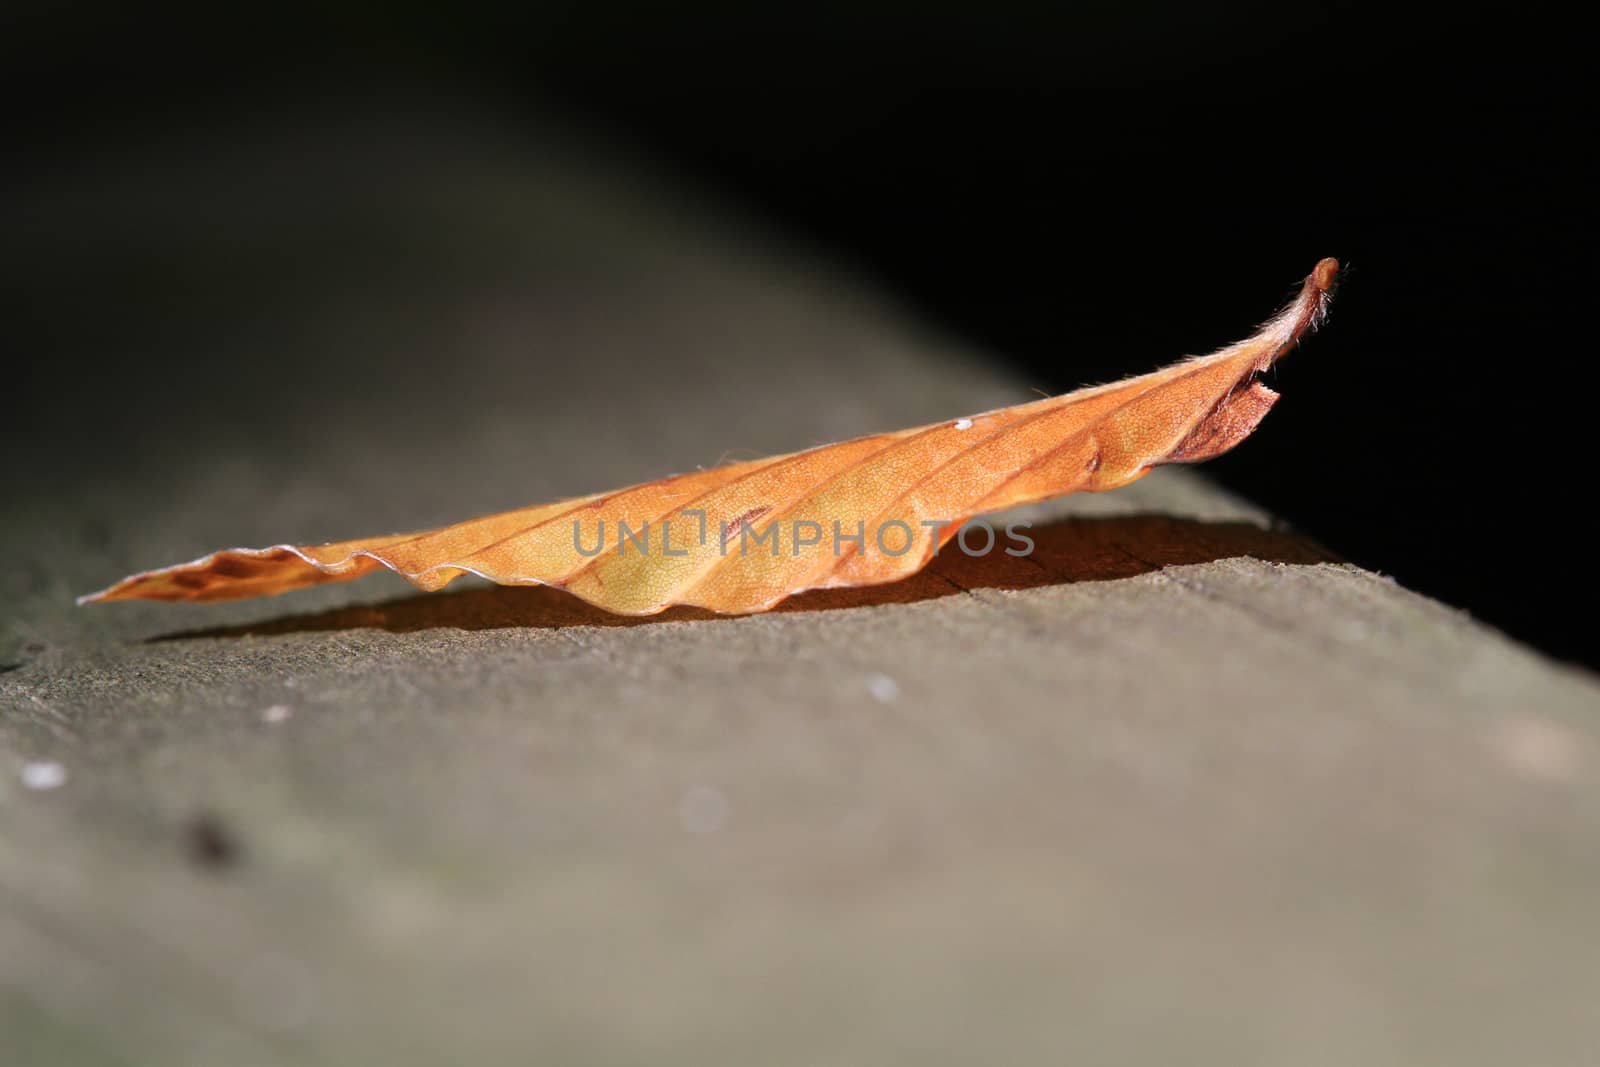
[185, 813, 242, 870]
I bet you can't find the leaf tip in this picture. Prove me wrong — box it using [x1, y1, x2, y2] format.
[77, 582, 133, 605]
[1313, 257, 1340, 293]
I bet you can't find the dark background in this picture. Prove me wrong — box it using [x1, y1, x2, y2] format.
[8, 3, 1594, 666]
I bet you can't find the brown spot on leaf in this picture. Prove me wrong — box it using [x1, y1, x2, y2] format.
[209, 555, 262, 578]
[1165, 382, 1280, 465]
[721, 505, 773, 548]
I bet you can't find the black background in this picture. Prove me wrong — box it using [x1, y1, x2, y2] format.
[8, 4, 1594, 666]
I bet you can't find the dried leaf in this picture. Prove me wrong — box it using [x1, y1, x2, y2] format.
[82, 258, 1339, 614]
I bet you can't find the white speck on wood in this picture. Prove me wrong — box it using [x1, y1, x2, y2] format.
[867, 673, 901, 703]
[20, 761, 67, 790]
[679, 785, 730, 834]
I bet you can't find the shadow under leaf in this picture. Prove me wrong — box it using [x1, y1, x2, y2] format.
[149, 515, 1336, 641]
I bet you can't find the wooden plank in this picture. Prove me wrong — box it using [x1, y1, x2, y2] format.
[4, 107, 1599, 1067]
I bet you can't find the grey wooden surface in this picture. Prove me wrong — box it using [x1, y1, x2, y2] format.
[5, 106, 1599, 1066]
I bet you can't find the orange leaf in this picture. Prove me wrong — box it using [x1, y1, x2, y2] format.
[82, 258, 1339, 614]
